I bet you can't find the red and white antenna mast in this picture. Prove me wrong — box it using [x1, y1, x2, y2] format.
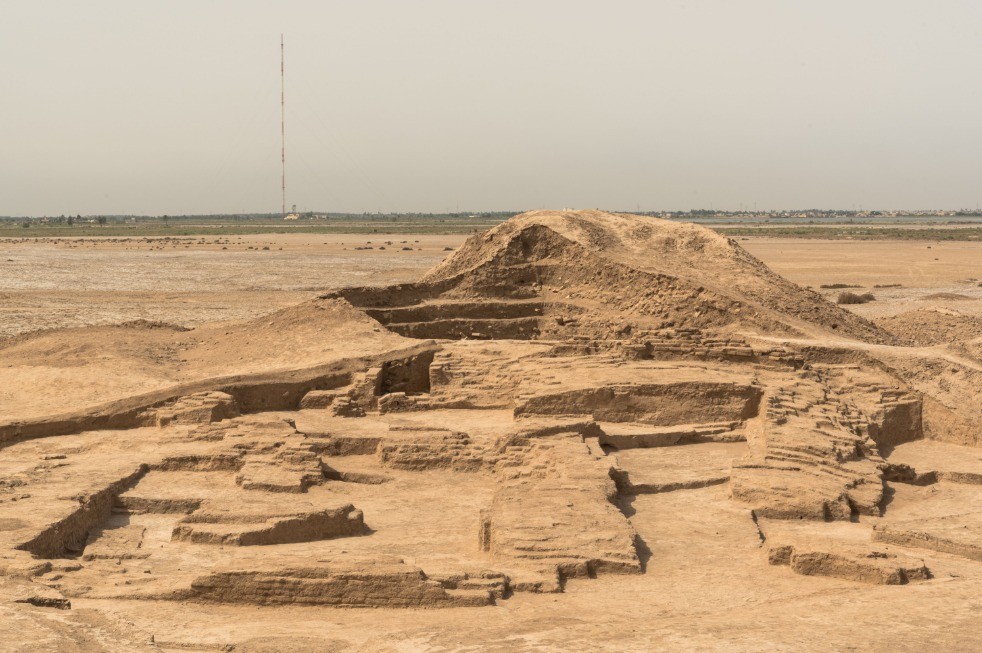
[280, 34, 286, 216]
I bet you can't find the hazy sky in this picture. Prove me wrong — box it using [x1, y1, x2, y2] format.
[2, 1, 981, 215]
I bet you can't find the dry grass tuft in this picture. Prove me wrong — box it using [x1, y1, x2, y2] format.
[837, 291, 876, 305]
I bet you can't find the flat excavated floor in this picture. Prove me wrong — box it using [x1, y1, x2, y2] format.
[614, 441, 747, 493]
[63, 485, 982, 652]
[3, 397, 981, 651]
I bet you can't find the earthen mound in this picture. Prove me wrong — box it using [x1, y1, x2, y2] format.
[331, 210, 892, 343]
[920, 292, 975, 302]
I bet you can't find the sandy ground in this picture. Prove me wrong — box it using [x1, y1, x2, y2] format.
[1, 216, 980, 652]
[73, 482, 982, 652]
[0, 234, 465, 338]
[741, 238, 982, 319]
[2, 234, 978, 339]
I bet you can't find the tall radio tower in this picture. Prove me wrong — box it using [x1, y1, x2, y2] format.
[280, 34, 286, 216]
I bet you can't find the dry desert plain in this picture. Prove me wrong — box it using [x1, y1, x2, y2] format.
[0, 211, 980, 652]
[2, 232, 980, 338]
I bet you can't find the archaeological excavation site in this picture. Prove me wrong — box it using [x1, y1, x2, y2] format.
[2, 210, 981, 651]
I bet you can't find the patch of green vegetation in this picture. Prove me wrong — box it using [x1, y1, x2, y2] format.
[0, 224, 498, 237]
[3, 214, 981, 240]
[715, 226, 982, 241]
[0, 214, 514, 238]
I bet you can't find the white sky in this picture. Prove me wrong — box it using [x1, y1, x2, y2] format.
[2, 1, 980, 215]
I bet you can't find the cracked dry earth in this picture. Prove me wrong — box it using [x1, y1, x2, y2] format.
[1, 210, 981, 652]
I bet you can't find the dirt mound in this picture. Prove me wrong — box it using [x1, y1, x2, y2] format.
[0, 297, 410, 422]
[877, 309, 982, 346]
[340, 210, 893, 343]
[920, 292, 975, 301]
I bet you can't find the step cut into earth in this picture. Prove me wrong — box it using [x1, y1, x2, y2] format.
[1, 210, 979, 650]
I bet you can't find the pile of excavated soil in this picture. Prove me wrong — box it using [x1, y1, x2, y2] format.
[920, 292, 975, 302]
[420, 209, 893, 343]
[876, 309, 982, 346]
